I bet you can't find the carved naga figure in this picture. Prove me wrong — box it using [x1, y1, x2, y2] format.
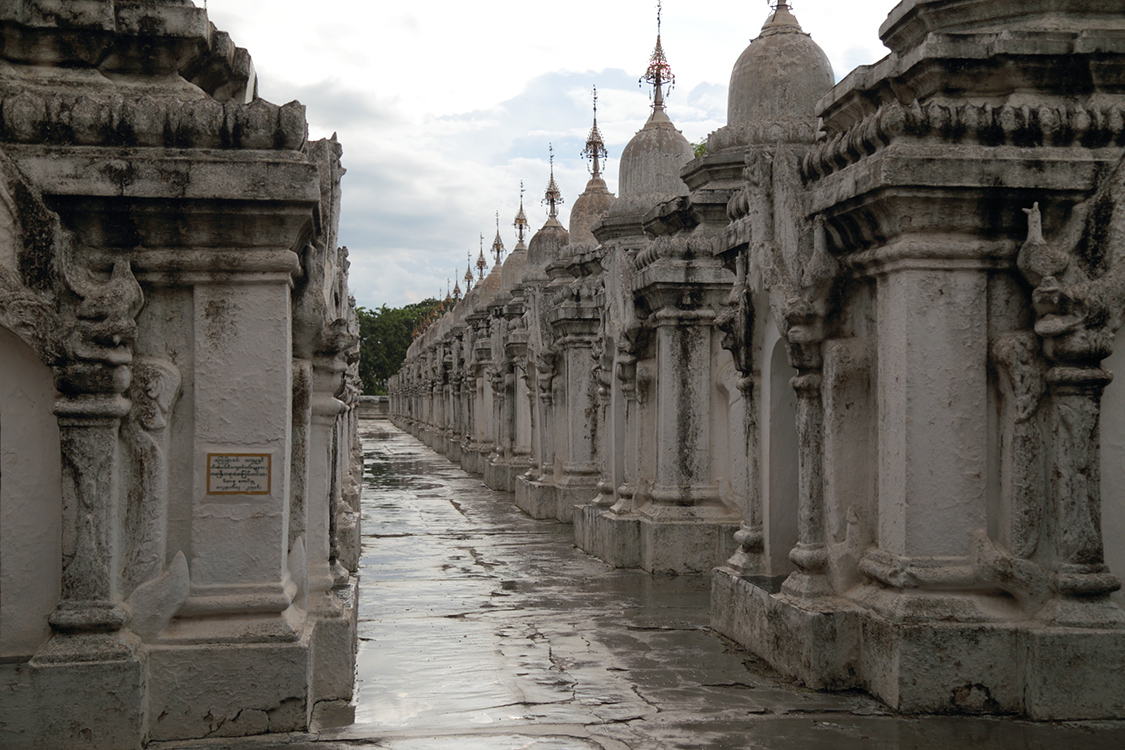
[1014, 155, 1125, 620]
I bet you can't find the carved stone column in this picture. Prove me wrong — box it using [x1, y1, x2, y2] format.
[612, 346, 640, 513]
[716, 252, 764, 574]
[629, 234, 741, 573]
[782, 369, 830, 597]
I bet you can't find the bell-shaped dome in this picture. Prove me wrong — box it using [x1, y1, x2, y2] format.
[527, 216, 569, 273]
[527, 157, 571, 272]
[569, 175, 616, 245]
[617, 106, 692, 213]
[474, 263, 503, 308]
[727, 5, 834, 128]
[501, 244, 528, 297]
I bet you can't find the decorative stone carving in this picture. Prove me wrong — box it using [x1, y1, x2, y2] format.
[121, 357, 182, 595]
[1015, 173, 1125, 620]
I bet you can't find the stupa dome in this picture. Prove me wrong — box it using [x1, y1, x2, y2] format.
[727, 4, 834, 128]
[569, 175, 616, 245]
[618, 108, 692, 207]
[526, 153, 571, 272]
[527, 217, 569, 272]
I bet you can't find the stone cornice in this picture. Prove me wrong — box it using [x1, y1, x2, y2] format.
[819, 30, 1125, 136]
[0, 93, 305, 150]
[10, 146, 319, 202]
[0, 1, 256, 99]
[805, 99, 1125, 185]
[810, 144, 1122, 254]
[879, 0, 1125, 56]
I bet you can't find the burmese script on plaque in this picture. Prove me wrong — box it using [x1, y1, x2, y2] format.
[207, 453, 271, 496]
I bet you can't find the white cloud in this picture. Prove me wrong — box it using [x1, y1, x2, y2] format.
[201, 0, 902, 308]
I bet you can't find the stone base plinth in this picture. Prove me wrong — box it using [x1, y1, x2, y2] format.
[574, 504, 640, 568]
[483, 458, 522, 492]
[311, 579, 359, 704]
[577, 505, 739, 573]
[1022, 626, 1125, 720]
[859, 608, 1022, 714]
[147, 637, 311, 741]
[460, 447, 485, 476]
[712, 569, 1125, 719]
[554, 482, 596, 523]
[515, 476, 559, 520]
[711, 568, 860, 690]
[2, 635, 148, 750]
[336, 508, 360, 574]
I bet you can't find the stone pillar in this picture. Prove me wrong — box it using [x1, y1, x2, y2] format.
[629, 255, 740, 572]
[614, 349, 640, 511]
[560, 332, 599, 501]
[781, 369, 830, 597]
[857, 260, 989, 600]
[178, 280, 297, 635]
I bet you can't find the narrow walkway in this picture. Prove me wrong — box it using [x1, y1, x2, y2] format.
[162, 421, 1125, 749]
[327, 421, 1125, 750]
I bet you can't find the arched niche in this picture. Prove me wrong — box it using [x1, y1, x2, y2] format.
[0, 323, 62, 659]
[764, 331, 798, 575]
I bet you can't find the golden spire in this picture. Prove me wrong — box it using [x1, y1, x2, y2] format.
[543, 144, 564, 220]
[476, 233, 488, 280]
[513, 181, 530, 250]
[582, 86, 608, 178]
[641, 1, 674, 110]
[491, 211, 505, 265]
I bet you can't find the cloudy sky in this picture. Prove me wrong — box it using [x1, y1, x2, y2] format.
[202, 0, 901, 309]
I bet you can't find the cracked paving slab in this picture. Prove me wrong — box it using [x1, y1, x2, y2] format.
[155, 421, 1125, 750]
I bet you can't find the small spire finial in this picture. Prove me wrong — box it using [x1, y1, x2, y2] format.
[641, 1, 674, 110]
[582, 86, 609, 178]
[543, 144, 564, 220]
[491, 211, 505, 265]
[476, 233, 488, 280]
[514, 181, 530, 248]
[464, 250, 475, 291]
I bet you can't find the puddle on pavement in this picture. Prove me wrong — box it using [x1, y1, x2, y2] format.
[323, 420, 1125, 750]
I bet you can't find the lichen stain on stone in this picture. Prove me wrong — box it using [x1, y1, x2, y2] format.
[203, 296, 235, 346]
[102, 160, 139, 196]
[11, 178, 60, 293]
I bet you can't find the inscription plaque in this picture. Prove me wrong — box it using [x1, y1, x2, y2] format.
[206, 453, 271, 495]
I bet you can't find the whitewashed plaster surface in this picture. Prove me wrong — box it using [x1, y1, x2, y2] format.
[0, 325, 61, 659]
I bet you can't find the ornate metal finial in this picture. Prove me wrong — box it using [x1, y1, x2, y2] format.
[582, 86, 609, 178]
[445, 278, 452, 303]
[641, 0, 674, 109]
[464, 250, 475, 291]
[476, 233, 488, 280]
[514, 181, 530, 247]
[543, 144, 564, 219]
[491, 211, 505, 265]
[453, 278, 462, 300]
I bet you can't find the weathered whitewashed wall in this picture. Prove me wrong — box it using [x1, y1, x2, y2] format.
[0, 326, 62, 660]
[0, 3, 361, 748]
[391, 0, 1125, 721]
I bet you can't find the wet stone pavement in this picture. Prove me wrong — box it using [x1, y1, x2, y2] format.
[159, 420, 1125, 750]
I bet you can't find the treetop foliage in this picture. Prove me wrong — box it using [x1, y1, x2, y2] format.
[356, 298, 443, 395]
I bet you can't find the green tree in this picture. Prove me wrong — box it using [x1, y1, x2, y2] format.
[357, 298, 442, 395]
